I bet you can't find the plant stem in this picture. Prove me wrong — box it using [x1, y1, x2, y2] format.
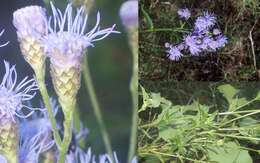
[58, 101, 74, 163]
[82, 54, 114, 161]
[149, 150, 207, 163]
[218, 109, 260, 115]
[35, 69, 62, 148]
[220, 109, 260, 127]
[127, 29, 138, 163]
[211, 133, 260, 142]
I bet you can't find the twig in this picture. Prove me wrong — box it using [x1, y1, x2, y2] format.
[249, 18, 258, 70]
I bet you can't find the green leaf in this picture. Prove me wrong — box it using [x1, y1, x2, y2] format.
[156, 102, 211, 142]
[141, 5, 154, 30]
[208, 142, 252, 163]
[140, 86, 172, 112]
[218, 84, 248, 111]
[218, 84, 239, 102]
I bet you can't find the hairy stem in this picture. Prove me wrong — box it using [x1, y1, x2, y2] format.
[127, 28, 138, 163]
[82, 54, 114, 161]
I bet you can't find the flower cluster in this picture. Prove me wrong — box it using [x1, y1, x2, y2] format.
[166, 9, 228, 61]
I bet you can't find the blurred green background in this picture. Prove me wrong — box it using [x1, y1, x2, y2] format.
[0, 0, 132, 161]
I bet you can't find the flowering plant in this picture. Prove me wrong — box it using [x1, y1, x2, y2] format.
[0, 0, 138, 163]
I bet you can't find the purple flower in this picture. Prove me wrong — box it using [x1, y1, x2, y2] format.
[177, 8, 191, 20]
[165, 43, 183, 61]
[200, 36, 213, 50]
[19, 130, 54, 163]
[44, 2, 120, 67]
[184, 35, 202, 55]
[0, 61, 38, 121]
[19, 98, 59, 139]
[195, 11, 216, 31]
[165, 10, 227, 59]
[208, 35, 227, 50]
[215, 35, 228, 47]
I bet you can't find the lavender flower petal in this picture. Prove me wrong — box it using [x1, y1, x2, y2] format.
[165, 44, 183, 61]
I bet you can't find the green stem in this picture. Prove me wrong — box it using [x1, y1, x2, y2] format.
[220, 109, 260, 127]
[58, 102, 74, 163]
[149, 150, 207, 163]
[218, 109, 260, 115]
[232, 98, 258, 111]
[211, 133, 260, 142]
[82, 54, 114, 161]
[35, 69, 62, 148]
[127, 29, 138, 163]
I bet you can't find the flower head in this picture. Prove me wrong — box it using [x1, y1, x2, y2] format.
[119, 0, 138, 29]
[195, 11, 216, 31]
[13, 6, 48, 71]
[0, 29, 9, 47]
[19, 129, 54, 163]
[177, 8, 191, 20]
[165, 43, 183, 61]
[0, 61, 38, 121]
[0, 61, 39, 162]
[44, 2, 119, 102]
[13, 6, 47, 39]
[184, 35, 202, 55]
[208, 35, 228, 51]
[18, 98, 59, 163]
[19, 98, 59, 139]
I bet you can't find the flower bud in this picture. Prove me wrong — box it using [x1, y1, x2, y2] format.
[120, 0, 138, 30]
[46, 32, 85, 104]
[13, 6, 47, 71]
